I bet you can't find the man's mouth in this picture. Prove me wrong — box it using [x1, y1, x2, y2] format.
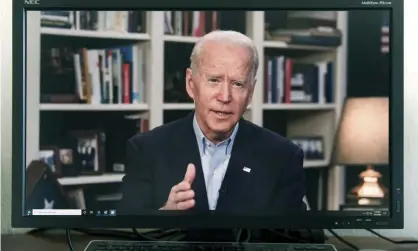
[212, 110, 233, 117]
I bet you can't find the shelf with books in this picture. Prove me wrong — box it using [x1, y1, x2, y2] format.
[163, 35, 200, 44]
[39, 103, 149, 111]
[262, 103, 336, 110]
[263, 41, 337, 51]
[57, 173, 124, 186]
[262, 52, 336, 108]
[40, 27, 151, 41]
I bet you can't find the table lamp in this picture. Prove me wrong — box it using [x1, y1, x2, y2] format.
[332, 97, 389, 207]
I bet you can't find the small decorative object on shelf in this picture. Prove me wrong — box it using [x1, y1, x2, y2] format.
[39, 145, 83, 177]
[39, 146, 61, 176]
[290, 136, 325, 160]
[69, 130, 106, 175]
[112, 163, 125, 173]
[58, 147, 76, 175]
[264, 23, 272, 40]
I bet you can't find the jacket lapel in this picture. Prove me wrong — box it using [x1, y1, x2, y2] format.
[170, 112, 209, 212]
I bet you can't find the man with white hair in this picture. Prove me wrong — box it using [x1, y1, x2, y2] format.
[119, 30, 306, 215]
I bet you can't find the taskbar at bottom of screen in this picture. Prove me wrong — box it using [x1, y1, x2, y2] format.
[25, 209, 390, 218]
[25, 209, 117, 216]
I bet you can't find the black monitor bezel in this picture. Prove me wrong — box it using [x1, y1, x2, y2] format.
[12, 0, 404, 229]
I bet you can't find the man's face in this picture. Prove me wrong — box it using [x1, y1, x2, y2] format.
[185, 41, 256, 139]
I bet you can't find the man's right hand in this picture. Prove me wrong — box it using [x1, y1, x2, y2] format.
[160, 163, 196, 210]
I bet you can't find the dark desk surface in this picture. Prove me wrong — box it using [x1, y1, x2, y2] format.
[2, 231, 417, 251]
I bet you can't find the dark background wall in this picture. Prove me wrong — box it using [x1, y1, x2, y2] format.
[347, 9, 390, 97]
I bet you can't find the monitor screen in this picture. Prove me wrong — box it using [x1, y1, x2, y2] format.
[12, 2, 403, 230]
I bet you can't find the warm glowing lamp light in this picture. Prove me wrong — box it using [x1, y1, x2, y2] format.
[332, 97, 389, 206]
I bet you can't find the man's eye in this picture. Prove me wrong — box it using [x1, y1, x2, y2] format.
[208, 78, 219, 83]
[233, 82, 244, 87]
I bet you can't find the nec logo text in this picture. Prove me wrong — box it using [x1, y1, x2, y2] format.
[25, 0, 40, 4]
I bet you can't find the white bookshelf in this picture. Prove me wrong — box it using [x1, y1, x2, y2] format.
[263, 40, 336, 51]
[163, 35, 200, 43]
[58, 173, 124, 186]
[26, 11, 347, 210]
[261, 103, 336, 110]
[162, 103, 196, 110]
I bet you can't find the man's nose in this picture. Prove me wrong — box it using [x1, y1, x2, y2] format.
[217, 82, 232, 102]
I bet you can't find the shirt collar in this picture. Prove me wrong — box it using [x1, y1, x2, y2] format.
[193, 114, 239, 156]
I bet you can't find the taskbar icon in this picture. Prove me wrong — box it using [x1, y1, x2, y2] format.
[82, 209, 117, 216]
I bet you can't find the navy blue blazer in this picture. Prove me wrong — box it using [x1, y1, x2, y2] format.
[118, 112, 307, 215]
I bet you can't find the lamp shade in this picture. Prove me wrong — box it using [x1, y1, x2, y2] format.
[332, 97, 389, 165]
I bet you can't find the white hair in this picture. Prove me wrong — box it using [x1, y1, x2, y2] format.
[189, 30, 259, 83]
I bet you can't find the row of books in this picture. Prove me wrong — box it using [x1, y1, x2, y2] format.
[263, 56, 334, 104]
[266, 27, 342, 47]
[74, 45, 145, 104]
[164, 11, 220, 37]
[41, 11, 145, 33]
[267, 27, 342, 47]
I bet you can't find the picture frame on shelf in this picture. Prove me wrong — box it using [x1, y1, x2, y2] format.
[58, 147, 76, 174]
[69, 130, 106, 175]
[289, 136, 325, 161]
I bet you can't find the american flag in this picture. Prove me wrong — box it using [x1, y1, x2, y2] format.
[381, 12, 390, 54]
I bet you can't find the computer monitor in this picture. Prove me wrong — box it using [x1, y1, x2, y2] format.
[12, 0, 403, 231]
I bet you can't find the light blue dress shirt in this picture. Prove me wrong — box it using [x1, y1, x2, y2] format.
[192, 115, 239, 210]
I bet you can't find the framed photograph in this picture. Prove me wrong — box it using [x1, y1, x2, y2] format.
[38, 146, 61, 176]
[70, 130, 105, 175]
[58, 147, 78, 177]
[289, 136, 325, 160]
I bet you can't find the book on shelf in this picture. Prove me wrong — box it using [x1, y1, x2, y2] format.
[73, 45, 145, 105]
[41, 11, 75, 29]
[164, 11, 220, 37]
[263, 56, 334, 104]
[41, 10, 145, 33]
